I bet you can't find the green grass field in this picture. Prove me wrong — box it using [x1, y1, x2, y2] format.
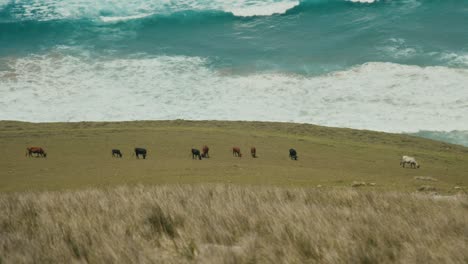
[0, 120, 467, 193]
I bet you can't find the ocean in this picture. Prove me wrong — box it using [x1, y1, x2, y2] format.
[0, 0, 467, 145]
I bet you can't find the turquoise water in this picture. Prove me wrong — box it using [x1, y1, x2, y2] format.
[1, 0, 467, 74]
[0, 0, 467, 146]
[409, 131, 468, 147]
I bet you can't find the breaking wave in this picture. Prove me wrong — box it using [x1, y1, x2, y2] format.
[1, 0, 468, 146]
[1, 53, 467, 133]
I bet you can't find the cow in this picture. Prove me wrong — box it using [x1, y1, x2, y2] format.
[232, 147, 242, 157]
[134, 148, 147, 159]
[26, 147, 47, 158]
[289, 148, 298, 160]
[112, 149, 122, 158]
[192, 148, 202, 160]
[202, 145, 210, 158]
[400, 155, 420, 168]
[251, 147, 257, 158]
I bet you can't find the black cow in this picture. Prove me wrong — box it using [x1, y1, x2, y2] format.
[134, 148, 147, 159]
[289, 148, 298, 160]
[191, 148, 202, 160]
[112, 149, 122, 158]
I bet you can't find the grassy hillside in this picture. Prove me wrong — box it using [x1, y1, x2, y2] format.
[1, 185, 466, 263]
[0, 120, 467, 192]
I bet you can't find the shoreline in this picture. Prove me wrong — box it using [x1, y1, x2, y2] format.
[1, 119, 467, 147]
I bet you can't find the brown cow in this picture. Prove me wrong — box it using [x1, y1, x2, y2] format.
[26, 147, 47, 158]
[232, 147, 242, 157]
[251, 147, 257, 158]
[202, 145, 209, 158]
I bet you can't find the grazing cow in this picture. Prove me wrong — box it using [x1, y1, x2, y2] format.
[251, 147, 257, 158]
[112, 149, 122, 158]
[400, 155, 420, 168]
[192, 149, 202, 160]
[26, 147, 47, 158]
[202, 145, 210, 158]
[289, 148, 298, 160]
[232, 147, 242, 157]
[134, 148, 147, 159]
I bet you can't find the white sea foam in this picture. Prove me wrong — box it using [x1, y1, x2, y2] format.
[1, 0, 302, 20]
[378, 38, 418, 59]
[439, 52, 468, 67]
[1, 54, 467, 133]
[347, 0, 376, 3]
[227, 1, 299, 17]
[100, 13, 154, 23]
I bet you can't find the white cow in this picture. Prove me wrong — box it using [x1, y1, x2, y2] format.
[400, 155, 420, 169]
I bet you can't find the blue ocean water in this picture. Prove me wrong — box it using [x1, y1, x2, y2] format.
[1, 0, 468, 73]
[0, 0, 467, 145]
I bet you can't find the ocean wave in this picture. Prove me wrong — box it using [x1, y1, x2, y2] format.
[347, 0, 376, 3]
[100, 13, 154, 23]
[1, 53, 467, 133]
[0, 0, 297, 21]
[439, 52, 468, 68]
[226, 1, 300, 17]
[378, 38, 419, 60]
[0, 0, 383, 21]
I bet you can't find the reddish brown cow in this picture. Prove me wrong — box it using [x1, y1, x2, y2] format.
[232, 147, 242, 157]
[26, 147, 47, 158]
[202, 145, 209, 158]
[250, 147, 256, 158]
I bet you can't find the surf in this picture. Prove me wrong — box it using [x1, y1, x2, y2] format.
[1, 0, 467, 146]
[0, 0, 407, 22]
[1, 53, 467, 134]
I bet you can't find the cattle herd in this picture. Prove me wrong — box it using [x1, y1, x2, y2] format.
[25, 145, 298, 160]
[25, 146, 420, 168]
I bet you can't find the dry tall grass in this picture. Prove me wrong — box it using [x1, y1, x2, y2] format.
[1, 185, 467, 263]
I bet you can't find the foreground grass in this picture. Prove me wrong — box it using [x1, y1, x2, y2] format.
[0, 185, 467, 263]
[0, 120, 467, 193]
